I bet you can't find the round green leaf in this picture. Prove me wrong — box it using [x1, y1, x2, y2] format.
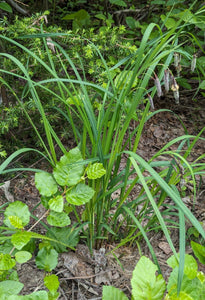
[15, 251, 32, 264]
[36, 247, 58, 272]
[53, 147, 84, 187]
[35, 172, 58, 197]
[47, 211, 71, 227]
[46, 226, 79, 252]
[66, 183, 95, 205]
[4, 201, 30, 229]
[48, 195, 64, 212]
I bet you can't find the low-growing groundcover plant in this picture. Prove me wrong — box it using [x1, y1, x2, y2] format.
[103, 241, 205, 300]
[0, 1, 205, 298]
[0, 148, 106, 299]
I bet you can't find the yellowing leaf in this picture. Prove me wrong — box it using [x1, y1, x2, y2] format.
[8, 215, 23, 229]
[86, 163, 106, 179]
[0, 253, 16, 270]
[44, 274, 59, 293]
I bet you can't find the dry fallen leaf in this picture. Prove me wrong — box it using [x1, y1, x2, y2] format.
[158, 242, 172, 255]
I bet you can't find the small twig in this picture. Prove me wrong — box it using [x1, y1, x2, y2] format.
[28, 210, 49, 232]
[113, 8, 142, 14]
[59, 270, 111, 281]
[59, 286, 68, 300]
[15, 0, 29, 6]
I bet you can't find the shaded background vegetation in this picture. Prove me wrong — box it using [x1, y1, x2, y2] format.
[1, 0, 205, 162]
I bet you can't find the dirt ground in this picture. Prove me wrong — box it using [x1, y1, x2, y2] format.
[0, 87, 205, 299]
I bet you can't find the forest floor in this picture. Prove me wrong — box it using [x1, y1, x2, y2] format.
[0, 87, 205, 299]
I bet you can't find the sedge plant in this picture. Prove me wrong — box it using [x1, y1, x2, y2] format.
[0, 2, 205, 294]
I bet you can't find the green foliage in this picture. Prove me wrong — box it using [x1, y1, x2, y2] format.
[0, 212, 62, 299]
[0, 3, 205, 252]
[0, 280, 24, 296]
[44, 274, 59, 299]
[0, 2, 12, 13]
[0, 14, 137, 156]
[36, 246, 58, 272]
[0, 147, 107, 297]
[34, 147, 101, 228]
[166, 249, 205, 300]
[131, 256, 166, 300]
[103, 246, 205, 299]
[0, 253, 16, 270]
[62, 9, 91, 30]
[35, 172, 58, 197]
[103, 286, 129, 300]
[46, 225, 80, 252]
[14, 251, 32, 264]
[109, 0, 127, 7]
[86, 162, 106, 179]
[1, 1, 204, 156]
[4, 201, 30, 229]
[191, 241, 205, 265]
[0, 1, 205, 297]
[11, 231, 32, 250]
[52, 147, 84, 187]
[47, 210, 71, 227]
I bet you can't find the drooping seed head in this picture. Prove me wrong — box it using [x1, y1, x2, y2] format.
[191, 54, 197, 72]
[171, 78, 179, 104]
[148, 94, 154, 110]
[174, 52, 181, 68]
[164, 69, 170, 93]
[154, 74, 163, 97]
[176, 64, 182, 77]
